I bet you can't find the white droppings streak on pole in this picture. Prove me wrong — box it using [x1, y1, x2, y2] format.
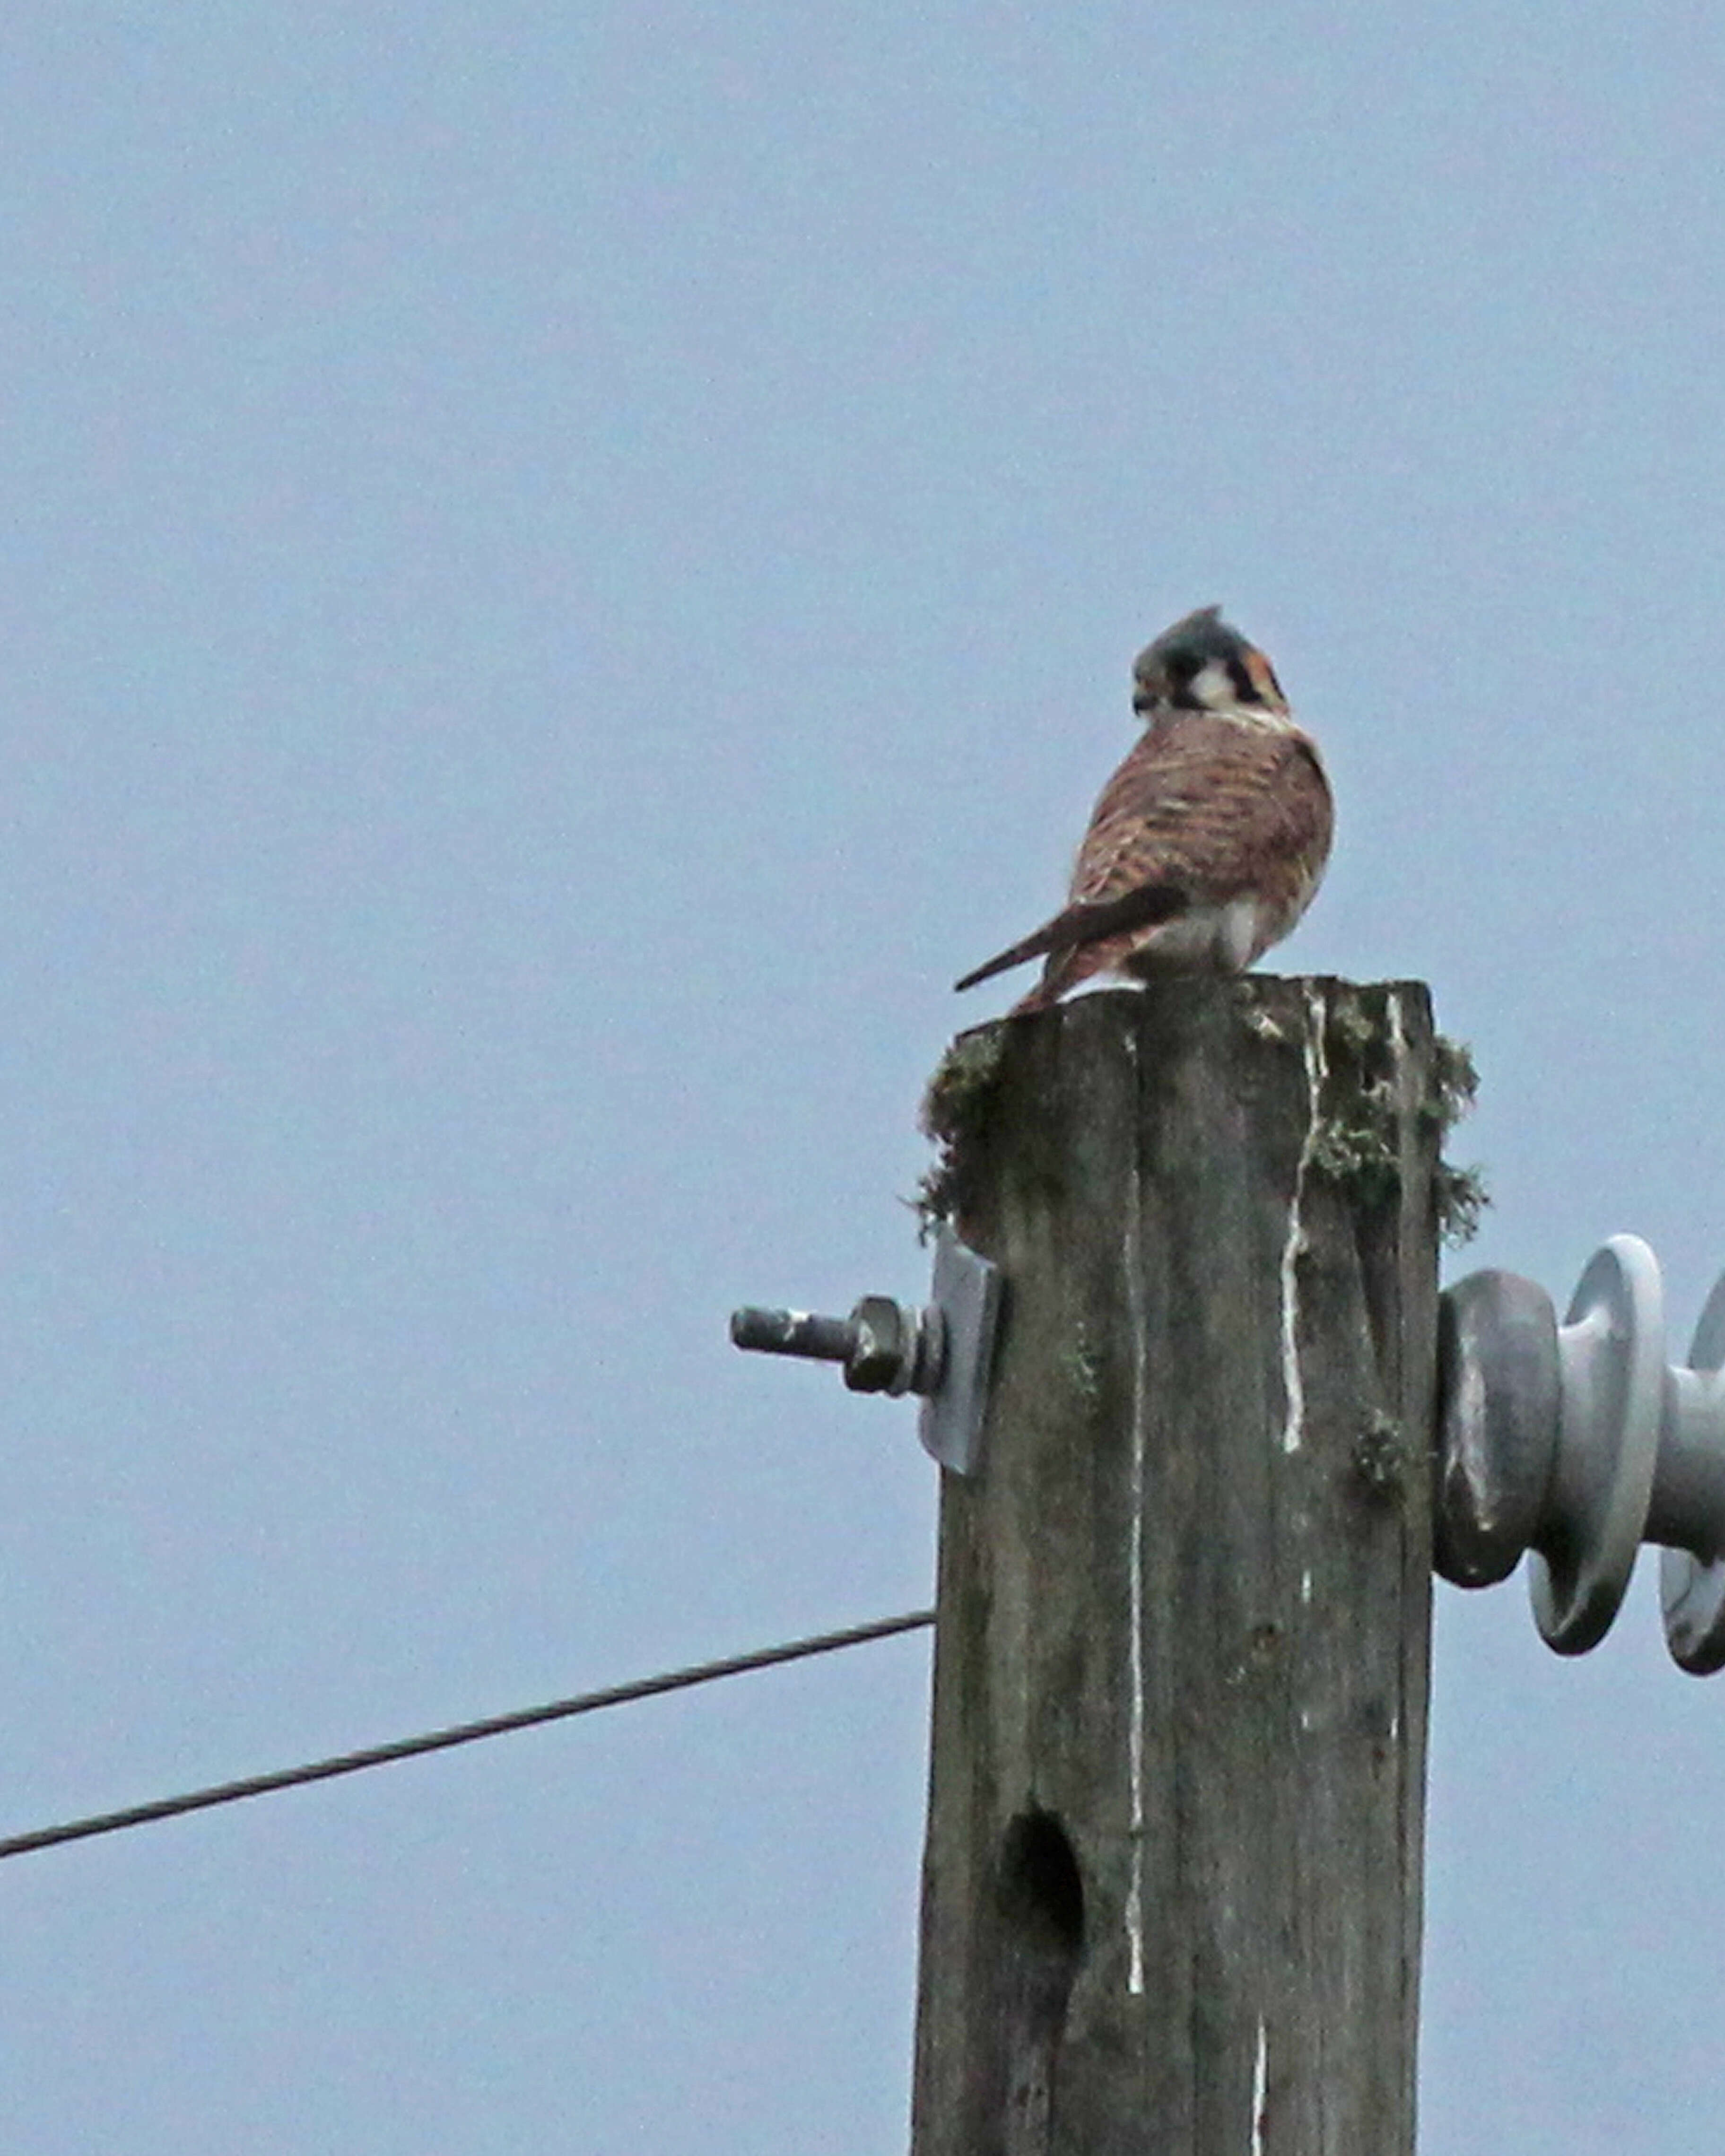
[1279, 984, 1328, 1453]
[1123, 1032, 1148, 1996]
[1250, 2017, 1268, 2155]
[1387, 987, 1411, 1215]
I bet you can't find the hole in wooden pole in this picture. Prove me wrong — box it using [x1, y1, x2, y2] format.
[999, 1808, 1086, 1957]
[992, 1810, 1084, 2154]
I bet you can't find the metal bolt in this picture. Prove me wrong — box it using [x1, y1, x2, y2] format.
[1438, 1234, 1725, 1671]
[729, 1308, 864, 1365]
[728, 1294, 943, 1398]
[729, 1225, 1003, 1474]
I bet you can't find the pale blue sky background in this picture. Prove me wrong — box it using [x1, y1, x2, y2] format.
[0, 5, 1722, 2149]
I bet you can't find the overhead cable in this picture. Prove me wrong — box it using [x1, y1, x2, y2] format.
[0, 1607, 935, 1864]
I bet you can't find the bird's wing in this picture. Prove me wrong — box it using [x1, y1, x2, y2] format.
[954, 719, 1332, 993]
[1070, 717, 1330, 911]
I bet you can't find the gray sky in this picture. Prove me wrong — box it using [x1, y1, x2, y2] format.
[0, 5, 1721, 2148]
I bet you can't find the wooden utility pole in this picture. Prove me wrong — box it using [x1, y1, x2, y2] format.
[911, 977, 1439, 2156]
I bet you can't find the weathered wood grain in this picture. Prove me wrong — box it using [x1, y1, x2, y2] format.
[911, 977, 1438, 2156]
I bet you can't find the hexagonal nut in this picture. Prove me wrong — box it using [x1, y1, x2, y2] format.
[845, 1296, 911, 1394]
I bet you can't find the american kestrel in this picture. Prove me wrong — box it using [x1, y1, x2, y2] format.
[955, 607, 1332, 1013]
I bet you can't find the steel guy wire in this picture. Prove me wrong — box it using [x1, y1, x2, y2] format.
[0, 1607, 935, 1864]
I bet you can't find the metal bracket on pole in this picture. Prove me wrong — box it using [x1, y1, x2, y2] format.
[1437, 1234, 1725, 1671]
[728, 1224, 1004, 1475]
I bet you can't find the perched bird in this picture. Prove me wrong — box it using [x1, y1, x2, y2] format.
[954, 607, 1332, 1014]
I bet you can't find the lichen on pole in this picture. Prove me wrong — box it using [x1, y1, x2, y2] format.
[910, 976, 1441, 2156]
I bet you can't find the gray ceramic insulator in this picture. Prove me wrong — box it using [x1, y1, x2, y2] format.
[1438, 1234, 1725, 1671]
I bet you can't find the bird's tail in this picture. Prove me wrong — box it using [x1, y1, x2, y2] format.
[953, 930, 1060, 995]
[953, 881, 1188, 995]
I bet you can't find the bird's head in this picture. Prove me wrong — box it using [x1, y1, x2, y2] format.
[1132, 605, 1288, 722]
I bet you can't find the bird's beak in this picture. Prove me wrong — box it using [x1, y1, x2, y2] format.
[1132, 672, 1164, 718]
